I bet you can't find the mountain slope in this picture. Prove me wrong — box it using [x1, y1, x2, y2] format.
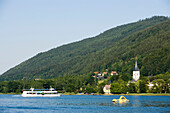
[0, 16, 169, 81]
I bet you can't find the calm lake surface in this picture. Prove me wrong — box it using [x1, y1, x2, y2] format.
[0, 95, 170, 113]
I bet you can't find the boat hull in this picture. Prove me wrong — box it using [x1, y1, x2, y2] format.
[21, 94, 61, 97]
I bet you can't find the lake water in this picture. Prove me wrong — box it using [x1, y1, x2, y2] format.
[0, 95, 170, 113]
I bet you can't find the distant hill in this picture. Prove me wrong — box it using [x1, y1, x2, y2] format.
[0, 16, 169, 81]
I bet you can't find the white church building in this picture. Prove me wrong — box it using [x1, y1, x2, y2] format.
[133, 60, 140, 81]
[129, 59, 140, 83]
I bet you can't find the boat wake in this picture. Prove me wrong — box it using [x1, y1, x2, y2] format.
[12, 95, 21, 97]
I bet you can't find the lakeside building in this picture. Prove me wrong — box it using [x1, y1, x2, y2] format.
[34, 78, 41, 81]
[128, 59, 140, 84]
[102, 72, 108, 76]
[94, 72, 99, 74]
[148, 82, 154, 90]
[93, 71, 118, 79]
[103, 85, 111, 94]
[132, 60, 140, 82]
[111, 71, 118, 76]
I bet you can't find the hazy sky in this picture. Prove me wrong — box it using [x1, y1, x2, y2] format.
[0, 0, 170, 74]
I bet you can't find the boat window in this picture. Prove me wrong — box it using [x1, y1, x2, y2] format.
[27, 93, 36, 94]
[26, 92, 58, 95]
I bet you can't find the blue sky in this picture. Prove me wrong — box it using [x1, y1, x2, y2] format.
[0, 0, 170, 74]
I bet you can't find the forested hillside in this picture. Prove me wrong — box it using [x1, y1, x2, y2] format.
[0, 16, 169, 81]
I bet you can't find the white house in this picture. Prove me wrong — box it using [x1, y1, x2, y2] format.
[111, 71, 118, 76]
[148, 82, 154, 90]
[102, 72, 108, 76]
[103, 85, 111, 94]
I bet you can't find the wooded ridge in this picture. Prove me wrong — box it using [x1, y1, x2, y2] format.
[0, 16, 169, 81]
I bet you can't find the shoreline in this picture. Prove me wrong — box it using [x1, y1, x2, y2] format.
[1, 93, 170, 96]
[62, 93, 170, 96]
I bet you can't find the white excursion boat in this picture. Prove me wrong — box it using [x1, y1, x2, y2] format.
[21, 87, 61, 97]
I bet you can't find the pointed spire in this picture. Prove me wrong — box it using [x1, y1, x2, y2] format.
[135, 60, 138, 69]
[134, 57, 139, 71]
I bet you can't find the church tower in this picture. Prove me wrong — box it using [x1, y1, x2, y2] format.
[133, 59, 140, 81]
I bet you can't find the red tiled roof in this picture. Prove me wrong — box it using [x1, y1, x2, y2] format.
[111, 71, 117, 73]
[105, 85, 111, 90]
[94, 72, 99, 74]
[111, 71, 118, 75]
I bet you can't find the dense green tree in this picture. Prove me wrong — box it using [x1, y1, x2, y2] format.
[120, 82, 128, 94]
[98, 86, 104, 94]
[7, 81, 22, 93]
[98, 82, 106, 94]
[121, 74, 131, 82]
[86, 83, 96, 94]
[152, 79, 165, 93]
[128, 83, 137, 93]
[149, 72, 170, 93]
[165, 79, 170, 93]
[110, 82, 121, 94]
[0, 81, 8, 93]
[109, 75, 119, 82]
[139, 80, 147, 93]
[65, 84, 76, 92]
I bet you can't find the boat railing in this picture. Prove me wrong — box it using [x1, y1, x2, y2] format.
[22, 88, 56, 91]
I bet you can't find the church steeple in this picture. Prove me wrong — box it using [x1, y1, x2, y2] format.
[135, 60, 138, 68]
[133, 57, 140, 82]
[134, 58, 139, 71]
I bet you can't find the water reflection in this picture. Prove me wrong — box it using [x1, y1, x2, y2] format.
[132, 96, 141, 107]
[112, 102, 129, 107]
[143, 101, 170, 107]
